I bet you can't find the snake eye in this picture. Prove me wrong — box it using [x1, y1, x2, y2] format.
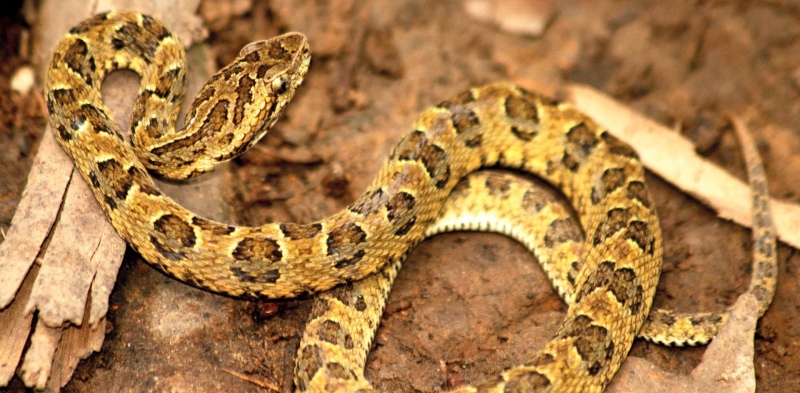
[273, 76, 289, 94]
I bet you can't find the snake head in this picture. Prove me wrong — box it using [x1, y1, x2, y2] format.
[239, 32, 311, 97]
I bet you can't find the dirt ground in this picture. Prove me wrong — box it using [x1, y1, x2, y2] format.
[2, 0, 800, 392]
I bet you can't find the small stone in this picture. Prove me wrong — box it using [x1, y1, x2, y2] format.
[10, 66, 35, 95]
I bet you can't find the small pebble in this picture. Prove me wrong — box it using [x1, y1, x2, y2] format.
[10, 65, 35, 95]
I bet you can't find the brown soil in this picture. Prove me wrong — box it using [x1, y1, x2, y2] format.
[1, 0, 799, 392]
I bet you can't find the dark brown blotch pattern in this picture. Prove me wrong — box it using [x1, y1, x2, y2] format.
[544, 218, 582, 248]
[326, 222, 367, 256]
[591, 167, 627, 204]
[689, 314, 724, 327]
[386, 191, 417, 236]
[562, 314, 611, 376]
[153, 214, 196, 248]
[191, 216, 236, 236]
[511, 125, 538, 141]
[101, 195, 117, 210]
[521, 189, 548, 212]
[150, 213, 196, 260]
[626, 220, 653, 254]
[75, 104, 122, 139]
[280, 223, 323, 240]
[393, 131, 450, 189]
[325, 362, 356, 381]
[393, 217, 416, 236]
[111, 18, 168, 62]
[317, 320, 354, 349]
[188, 86, 216, 121]
[449, 106, 479, 135]
[327, 284, 355, 308]
[484, 174, 511, 196]
[152, 67, 183, 100]
[566, 122, 599, 154]
[296, 345, 323, 392]
[126, 166, 161, 196]
[651, 310, 677, 326]
[256, 64, 271, 79]
[385, 191, 416, 221]
[592, 208, 632, 246]
[562, 122, 599, 172]
[140, 13, 172, 42]
[349, 188, 387, 216]
[267, 40, 292, 62]
[499, 371, 552, 392]
[326, 223, 368, 268]
[96, 159, 133, 200]
[229, 266, 280, 284]
[63, 39, 89, 76]
[605, 267, 639, 313]
[333, 249, 366, 269]
[87, 171, 100, 188]
[575, 261, 644, 315]
[627, 181, 652, 208]
[232, 235, 283, 263]
[504, 94, 540, 123]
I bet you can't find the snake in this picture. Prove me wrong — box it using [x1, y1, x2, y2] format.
[43, 11, 776, 392]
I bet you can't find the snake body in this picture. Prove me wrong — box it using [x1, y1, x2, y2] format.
[44, 12, 775, 392]
[299, 156, 775, 392]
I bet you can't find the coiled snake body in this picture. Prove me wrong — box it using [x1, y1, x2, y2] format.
[45, 12, 776, 392]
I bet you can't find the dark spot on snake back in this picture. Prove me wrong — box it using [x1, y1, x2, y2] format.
[394, 131, 451, 189]
[544, 218, 582, 247]
[326, 362, 355, 381]
[385, 191, 416, 222]
[232, 236, 283, 263]
[96, 159, 133, 200]
[326, 222, 367, 256]
[316, 320, 354, 349]
[566, 122, 598, 155]
[505, 94, 540, 123]
[625, 220, 652, 253]
[499, 370, 552, 391]
[591, 167, 628, 204]
[192, 216, 237, 236]
[448, 106, 479, 134]
[592, 208, 631, 246]
[280, 223, 323, 240]
[64, 39, 88, 75]
[626, 181, 652, 208]
[334, 249, 366, 269]
[153, 214, 197, 248]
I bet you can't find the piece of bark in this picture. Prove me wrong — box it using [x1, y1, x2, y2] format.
[0, 132, 72, 308]
[565, 84, 800, 249]
[18, 319, 62, 389]
[26, 174, 118, 327]
[0, 264, 37, 385]
[0, 0, 216, 390]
